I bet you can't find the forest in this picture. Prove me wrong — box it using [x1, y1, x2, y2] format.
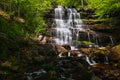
[0, 0, 120, 80]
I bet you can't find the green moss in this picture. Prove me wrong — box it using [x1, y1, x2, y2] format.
[113, 44, 120, 53]
[82, 41, 94, 45]
[96, 49, 105, 54]
[73, 40, 80, 44]
[73, 40, 94, 45]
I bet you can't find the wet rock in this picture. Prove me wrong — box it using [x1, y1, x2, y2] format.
[97, 34, 113, 46]
[38, 36, 54, 44]
[79, 48, 93, 55]
[55, 44, 68, 54]
[80, 47, 109, 64]
[70, 50, 83, 57]
[62, 44, 71, 50]
[94, 47, 109, 62]
[78, 29, 114, 47]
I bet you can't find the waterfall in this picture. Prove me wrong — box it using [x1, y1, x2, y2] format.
[54, 6, 89, 49]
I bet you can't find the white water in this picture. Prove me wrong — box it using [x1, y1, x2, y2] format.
[86, 56, 97, 65]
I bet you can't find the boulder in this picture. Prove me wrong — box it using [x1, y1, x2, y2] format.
[62, 44, 71, 50]
[70, 50, 82, 57]
[79, 48, 92, 55]
[38, 36, 54, 44]
[110, 44, 120, 61]
[37, 44, 56, 56]
[55, 44, 68, 54]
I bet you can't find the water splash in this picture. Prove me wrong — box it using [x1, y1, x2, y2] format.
[86, 56, 97, 65]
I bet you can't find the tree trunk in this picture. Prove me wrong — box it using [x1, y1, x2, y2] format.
[81, 0, 84, 7]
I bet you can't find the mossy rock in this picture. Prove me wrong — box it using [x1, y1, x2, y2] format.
[110, 44, 120, 61]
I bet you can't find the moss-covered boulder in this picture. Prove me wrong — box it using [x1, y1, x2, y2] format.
[110, 44, 120, 61]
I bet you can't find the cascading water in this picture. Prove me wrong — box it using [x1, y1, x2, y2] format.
[54, 6, 88, 49]
[52, 6, 114, 65]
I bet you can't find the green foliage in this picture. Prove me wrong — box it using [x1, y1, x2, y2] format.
[0, 17, 24, 36]
[56, 0, 87, 9]
[0, 0, 57, 35]
[86, 0, 120, 18]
